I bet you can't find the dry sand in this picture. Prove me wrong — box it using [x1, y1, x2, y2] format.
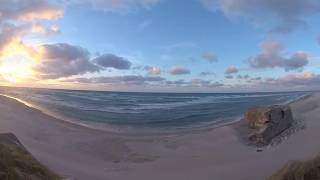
[0, 93, 319, 180]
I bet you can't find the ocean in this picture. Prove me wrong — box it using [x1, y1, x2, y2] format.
[0, 87, 310, 133]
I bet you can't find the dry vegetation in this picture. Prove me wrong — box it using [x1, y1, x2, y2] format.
[0, 143, 61, 180]
[269, 155, 320, 180]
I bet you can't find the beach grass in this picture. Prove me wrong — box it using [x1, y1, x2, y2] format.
[0, 143, 61, 180]
[269, 155, 320, 180]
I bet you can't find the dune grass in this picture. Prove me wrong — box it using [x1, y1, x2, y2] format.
[268, 155, 320, 180]
[0, 143, 61, 180]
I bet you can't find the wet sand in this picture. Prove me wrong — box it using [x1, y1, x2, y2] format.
[0, 93, 319, 180]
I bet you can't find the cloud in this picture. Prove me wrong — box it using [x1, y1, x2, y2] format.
[249, 40, 285, 68]
[65, 75, 165, 85]
[251, 77, 262, 81]
[274, 71, 319, 86]
[202, 0, 320, 33]
[166, 79, 224, 88]
[34, 45, 135, 79]
[0, 0, 63, 22]
[31, 24, 60, 35]
[67, 75, 224, 89]
[34, 43, 100, 79]
[237, 74, 249, 79]
[253, 71, 320, 90]
[144, 66, 161, 75]
[225, 66, 239, 74]
[249, 40, 309, 71]
[93, 54, 132, 70]
[70, 0, 161, 13]
[0, 0, 64, 60]
[284, 51, 309, 71]
[199, 71, 215, 76]
[170, 66, 191, 75]
[224, 71, 320, 91]
[0, 0, 165, 88]
[0, 24, 27, 54]
[210, 81, 224, 88]
[202, 52, 218, 62]
[0, 23, 60, 57]
[191, 79, 223, 87]
[225, 75, 233, 79]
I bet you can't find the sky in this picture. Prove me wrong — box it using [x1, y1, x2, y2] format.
[0, 0, 320, 92]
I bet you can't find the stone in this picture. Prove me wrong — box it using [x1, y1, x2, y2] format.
[244, 105, 293, 146]
[256, 149, 263, 152]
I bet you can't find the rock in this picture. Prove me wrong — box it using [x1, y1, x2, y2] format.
[244, 105, 293, 146]
[256, 149, 263, 152]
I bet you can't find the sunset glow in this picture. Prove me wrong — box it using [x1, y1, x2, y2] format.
[0, 41, 39, 82]
[1, 2, 320, 180]
[0, 56, 35, 83]
[0, 0, 319, 92]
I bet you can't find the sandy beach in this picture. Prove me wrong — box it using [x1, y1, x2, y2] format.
[0, 93, 319, 180]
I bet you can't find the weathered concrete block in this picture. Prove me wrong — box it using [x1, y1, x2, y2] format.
[245, 105, 293, 146]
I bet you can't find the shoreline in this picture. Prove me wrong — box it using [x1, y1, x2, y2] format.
[0, 92, 311, 137]
[0, 92, 319, 179]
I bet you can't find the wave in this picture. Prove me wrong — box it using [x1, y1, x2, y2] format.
[0, 90, 309, 114]
[0, 88, 311, 134]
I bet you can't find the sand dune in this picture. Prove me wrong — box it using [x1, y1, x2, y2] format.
[0, 93, 319, 180]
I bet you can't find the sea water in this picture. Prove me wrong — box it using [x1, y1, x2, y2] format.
[0, 87, 310, 133]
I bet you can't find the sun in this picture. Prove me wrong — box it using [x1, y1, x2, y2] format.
[0, 40, 39, 83]
[0, 55, 35, 83]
